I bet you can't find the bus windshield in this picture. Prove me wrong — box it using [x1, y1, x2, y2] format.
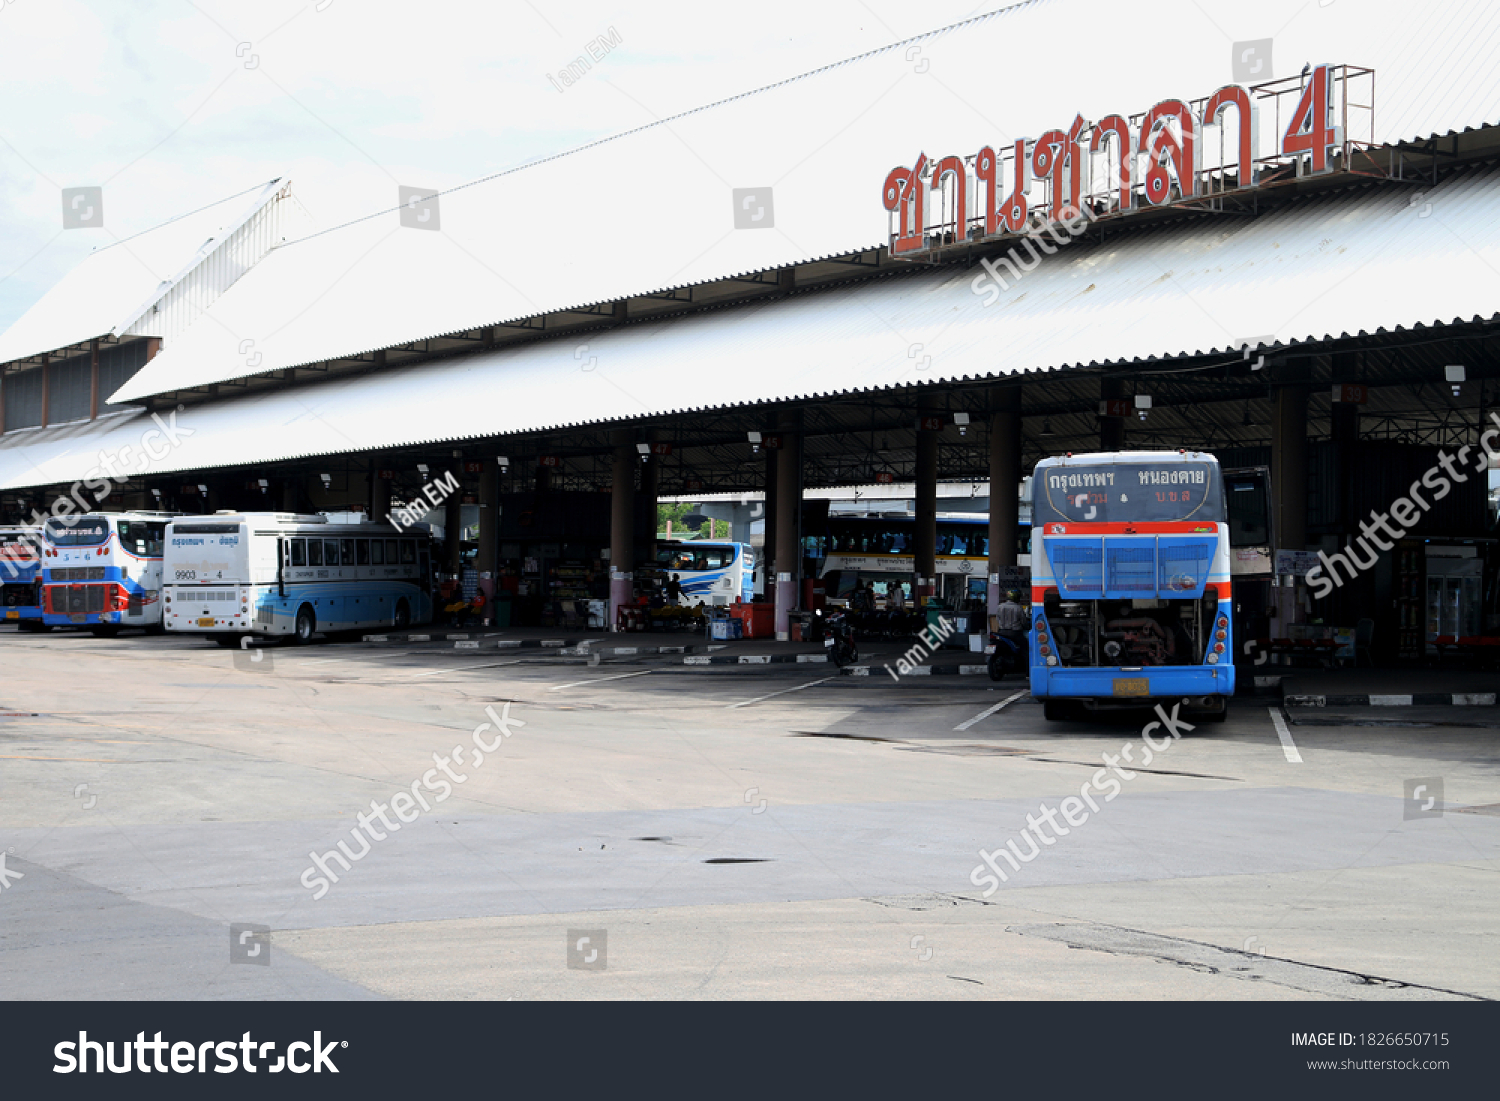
[1035, 461, 1224, 524]
[45, 518, 110, 546]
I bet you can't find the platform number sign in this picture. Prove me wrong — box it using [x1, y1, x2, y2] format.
[917, 416, 944, 431]
[1282, 64, 1341, 173]
[538, 455, 562, 468]
[463, 461, 484, 473]
[1098, 398, 1132, 418]
[875, 472, 896, 484]
[650, 442, 673, 456]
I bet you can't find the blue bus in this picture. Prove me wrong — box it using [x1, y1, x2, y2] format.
[1029, 451, 1233, 721]
[815, 515, 1031, 607]
[42, 512, 178, 635]
[162, 513, 434, 644]
[654, 540, 754, 605]
[0, 526, 45, 630]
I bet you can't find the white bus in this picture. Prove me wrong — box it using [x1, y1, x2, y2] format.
[42, 512, 181, 635]
[652, 540, 755, 605]
[162, 513, 435, 644]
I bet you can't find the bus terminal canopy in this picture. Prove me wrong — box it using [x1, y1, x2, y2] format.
[4, 160, 1500, 492]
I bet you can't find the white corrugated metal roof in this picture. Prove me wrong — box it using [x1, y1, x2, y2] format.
[7, 162, 1500, 490]
[108, 0, 1500, 403]
[0, 178, 287, 367]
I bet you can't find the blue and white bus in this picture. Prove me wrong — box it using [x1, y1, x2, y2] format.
[42, 512, 180, 635]
[0, 525, 45, 630]
[162, 513, 434, 644]
[654, 540, 755, 605]
[1029, 451, 1233, 721]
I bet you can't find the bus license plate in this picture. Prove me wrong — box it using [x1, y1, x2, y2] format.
[70, 614, 85, 623]
[4, 611, 15, 619]
[823, 637, 834, 648]
[1112, 678, 1149, 697]
[197, 617, 216, 627]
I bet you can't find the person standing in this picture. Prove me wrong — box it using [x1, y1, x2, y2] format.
[994, 588, 1028, 647]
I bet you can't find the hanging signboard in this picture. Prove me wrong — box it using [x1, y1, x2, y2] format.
[882, 65, 1375, 257]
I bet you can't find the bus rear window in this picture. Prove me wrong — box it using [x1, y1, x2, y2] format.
[46, 519, 109, 546]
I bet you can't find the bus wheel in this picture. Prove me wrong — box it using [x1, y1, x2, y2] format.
[294, 606, 316, 644]
[393, 599, 411, 630]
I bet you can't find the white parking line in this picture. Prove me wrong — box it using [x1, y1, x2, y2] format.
[548, 670, 654, 691]
[953, 690, 1028, 731]
[727, 676, 836, 709]
[297, 659, 348, 666]
[1268, 707, 1302, 763]
[410, 660, 526, 677]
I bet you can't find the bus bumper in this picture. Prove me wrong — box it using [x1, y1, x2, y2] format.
[1031, 665, 1234, 700]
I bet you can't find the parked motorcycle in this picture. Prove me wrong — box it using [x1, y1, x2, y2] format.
[816, 608, 859, 667]
[988, 631, 1024, 681]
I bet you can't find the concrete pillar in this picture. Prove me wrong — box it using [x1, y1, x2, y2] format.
[1100, 377, 1126, 450]
[987, 385, 1022, 615]
[773, 425, 801, 638]
[609, 433, 636, 630]
[1330, 352, 1360, 532]
[1272, 383, 1310, 632]
[369, 458, 392, 523]
[89, 339, 99, 420]
[477, 458, 499, 616]
[640, 433, 660, 566]
[762, 445, 778, 598]
[280, 478, 299, 512]
[914, 402, 938, 607]
[1272, 385, 1309, 551]
[444, 485, 462, 578]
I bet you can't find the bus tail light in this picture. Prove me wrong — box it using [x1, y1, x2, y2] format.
[1213, 642, 1225, 653]
[1216, 616, 1228, 629]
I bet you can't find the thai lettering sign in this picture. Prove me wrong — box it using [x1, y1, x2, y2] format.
[883, 65, 1371, 255]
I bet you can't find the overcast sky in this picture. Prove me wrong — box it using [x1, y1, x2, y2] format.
[0, 0, 1006, 332]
